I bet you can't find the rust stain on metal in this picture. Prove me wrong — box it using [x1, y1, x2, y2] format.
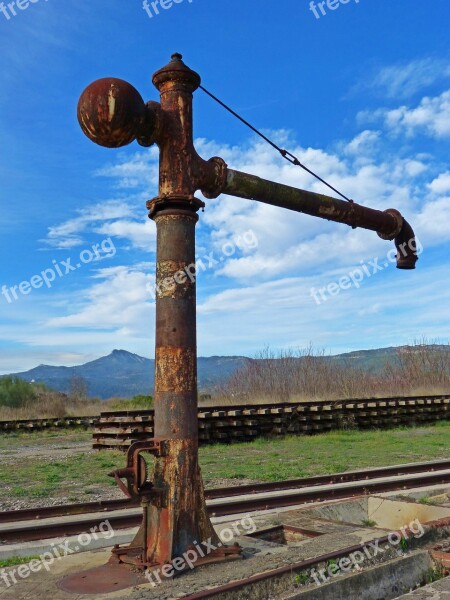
[155, 347, 196, 392]
[58, 563, 148, 594]
[156, 260, 192, 298]
[77, 78, 147, 148]
[153, 212, 198, 226]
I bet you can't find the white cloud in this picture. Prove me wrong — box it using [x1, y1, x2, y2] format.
[415, 196, 450, 244]
[45, 200, 133, 248]
[360, 90, 450, 139]
[344, 130, 381, 156]
[94, 147, 159, 189]
[46, 265, 155, 333]
[353, 58, 450, 99]
[428, 172, 450, 194]
[196, 263, 450, 356]
[43, 147, 161, 250]
[95, 218, 156, 250]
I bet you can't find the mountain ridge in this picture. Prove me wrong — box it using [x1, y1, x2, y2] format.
[3, 345, 449, 400]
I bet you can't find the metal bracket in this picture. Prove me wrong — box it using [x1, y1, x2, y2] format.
[108, 439, 168, 500]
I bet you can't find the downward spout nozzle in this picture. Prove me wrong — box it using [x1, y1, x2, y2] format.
[378, 209, 418, 270]
[395, 218, 419, 269]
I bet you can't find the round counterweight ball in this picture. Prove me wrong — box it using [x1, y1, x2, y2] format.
[77, 78, 146, 148]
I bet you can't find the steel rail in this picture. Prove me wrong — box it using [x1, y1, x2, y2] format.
[207, 469, 450, 517]
[205, 458, 450, 499]
[0, 498, 140, 524]
[1, 458, 450, 525]
[2, 465, 450, 542]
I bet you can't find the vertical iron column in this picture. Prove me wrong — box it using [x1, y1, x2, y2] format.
[140, 55, 223, 565]
[75, 53, 241, 573]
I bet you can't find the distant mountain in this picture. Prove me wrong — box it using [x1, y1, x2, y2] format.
[4, 345, 449, 400]
[330, 345, 450, 373]
[5, 350, 249, 399]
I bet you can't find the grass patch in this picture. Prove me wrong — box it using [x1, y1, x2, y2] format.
[0, 556, 40, 568]
[362, 519, 377, 527]
[419, 496, 433, 505]
[0, 440, 124, 501]
[0, 422, 449, 502]
[199, 421, 450, 484]
[106, 395, 153, 411]
[0, 429, 91, 451]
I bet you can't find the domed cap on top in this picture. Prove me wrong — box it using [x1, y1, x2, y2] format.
[152, 53, 201, 92]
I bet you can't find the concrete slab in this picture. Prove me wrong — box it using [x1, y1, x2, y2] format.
[381, 485, 450, 503]
[394, 575, 450, 598]
[0, 497, 448, 600]
[0, 512, 403, 600]
[205, 470, 450, 507]
[286, 551, 434, 600]
[300, 496, 450, 531]
[0, 528, 138, 561]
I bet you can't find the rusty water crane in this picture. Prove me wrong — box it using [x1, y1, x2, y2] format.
[61, 54, 418, 593]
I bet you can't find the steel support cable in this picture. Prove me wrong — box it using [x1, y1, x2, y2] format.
[199, 85, 353, 203]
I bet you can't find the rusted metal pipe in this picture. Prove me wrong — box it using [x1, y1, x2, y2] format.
[72, 55, 242, 588]
[112, 54, 239, 569]
[221, 169, 418, 269]
[67, 52, 418, 594]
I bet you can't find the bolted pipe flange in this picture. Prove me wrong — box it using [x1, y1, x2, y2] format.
[146, 195, 205, 219]
[201, 157, 228, 199]
[377, 208, 404, 241]
[137, 101, 164, 147]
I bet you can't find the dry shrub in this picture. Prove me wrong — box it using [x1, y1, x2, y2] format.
[215, 341, 450, 405]
[215, 346, 376, 404]
[384, 338, 450, 395]
[0, 386, 103, 420]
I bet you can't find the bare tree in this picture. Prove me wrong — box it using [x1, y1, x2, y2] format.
[68, 374, 88, 401]
[217, 340, 450, 405]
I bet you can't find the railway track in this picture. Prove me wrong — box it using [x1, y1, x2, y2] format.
[1, 459, 450, 543]
[0, 394, 449, 444]
[0, 416, 95, 431]
[93, 394, 450, 449]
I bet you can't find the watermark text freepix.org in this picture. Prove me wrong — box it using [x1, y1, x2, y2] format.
[143, 0, 192, 19]
[0, 0, 48, 21]
[147, 230, 258, 300]
[309, 0, 361, 20]
[1, 237, 116, 304]
[0, 520, 115, 589]
[145, 515, 256, 586]
[308, 518, 424, 586]
[310, 236, 422, 305]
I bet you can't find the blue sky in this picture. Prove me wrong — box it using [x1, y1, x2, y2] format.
[1, 0, 449, 372]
